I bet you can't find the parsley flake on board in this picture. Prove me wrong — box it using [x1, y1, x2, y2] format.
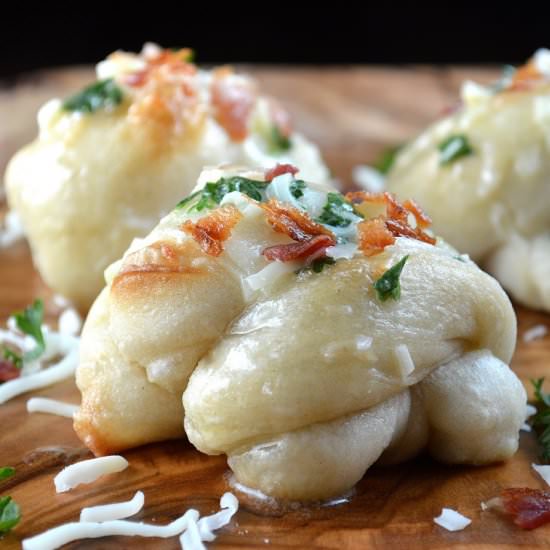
[0, 468, 14, 481]
[530, 378, 550, 461]
[62, 79, 124, 113]
[13, 299, 45, 361]
[373, 256, 409, 302]
[316, 193, 360, 227]
[0, 495, 20, 534]
[176, 176, 269, 212]
[438, 134, 474, 165]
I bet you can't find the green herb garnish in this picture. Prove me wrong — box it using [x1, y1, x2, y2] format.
[268, 126, 292, 153]
[0, 468, 14, 481]
[530, 378, 550, 461]
[62, 79, 124, 114]
[13, 299, 45, 361]
[176, 176, 269, 212]
[373, 145, 403, 174]
[2, 349, 22, 370]
[317, 193, 360, 228]
[0, 496, 20, 534]
[289, 180, 306, 199]
[438, 134, 474, 165]
[296, 256, 336, 275]
[373, 256, 409, 302]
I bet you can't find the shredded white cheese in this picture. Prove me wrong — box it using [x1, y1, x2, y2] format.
[433, 508, 472, 531]
[0, 333, 79, 404]
[58, 308, 82, 336]
[0, 211, 25, 248]
[54, 456, 129, 493]
[80, 491, 144, 523]
[23, 491, 239, 550]
[394, 344, 415, 378]
[532, 463, 550, 487]
[27, 397, 78, 418]
[243, 260, 299, 296]
[197, 492, 239, 542]
[522, 324, 548, 343]
[22, 510, 199, 550]
[352, 165, 385, 193]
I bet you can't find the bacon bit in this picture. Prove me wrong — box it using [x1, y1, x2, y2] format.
[346, 191, 436, 253]
[508, 60, 542, 92]
[269, 97, 293, 138]
[357, 218, 396, 256]
[211, 75, 256, 142]
[261, 199, 334, 242]
[182, 205, 243, 256]
[265, 164, 299, 182]
[403, 199, 432, 229]
[263, 234, 335, 263]
[259, 200, 336, 264]
[0, 359, 20, 382]
[496, 488, 550, 529]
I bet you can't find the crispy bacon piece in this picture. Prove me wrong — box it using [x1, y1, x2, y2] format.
[403, 198, 432, 229]
[265, 163, 299, 182]
[357, 218, 396, 257]
[260, 200, 336, 263]
[0, 359, 20, 382]
[346, 191, 436, 250]
[211, 74, 256, 142]
[261, 200, 334, 242]
[182, 205, 243, 256]
[497, 488, 550, 529]
[263, 234, 335, 263]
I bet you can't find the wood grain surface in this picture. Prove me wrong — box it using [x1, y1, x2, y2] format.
[1, 65, 549, 549]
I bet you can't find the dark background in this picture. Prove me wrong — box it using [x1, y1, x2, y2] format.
[1, 6, 549, 79]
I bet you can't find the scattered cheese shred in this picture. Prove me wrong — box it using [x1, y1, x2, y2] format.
[54, 456, 129, 493]
[22, 510, 199, 550]
[22, 492, 239, 550]
[80, 491, 144, 523]
[27, 397, 79, 418]
[394, 344, 415, 378]
[0, 333, 79, 404]
[433, 508, 472, 531]
[522, 324, 548, 343]
[58, 308, 83, 336]
[532, 463, 550, 487]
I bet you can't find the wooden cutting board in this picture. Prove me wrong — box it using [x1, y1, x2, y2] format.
[1, 65, 549, 549]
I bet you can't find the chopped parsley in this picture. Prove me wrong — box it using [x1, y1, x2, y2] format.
[438, 134, 474, 165]
[62, 79, 124, 113]
[267, 126, 292, 154]
[13, 299, 45, 361]
[373, 145, 403, 174]
[2, 348, 22, 370]
[0, 468, 14, 481]
[176, 176, 269, 212]
[530, 378, 550, 461]
[0, 496, 20, 534]
[296, 256, 336, 275]
[316, 193, 360, 228]
[289, 179, 306, 199]
[373, 255, 409, 302]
